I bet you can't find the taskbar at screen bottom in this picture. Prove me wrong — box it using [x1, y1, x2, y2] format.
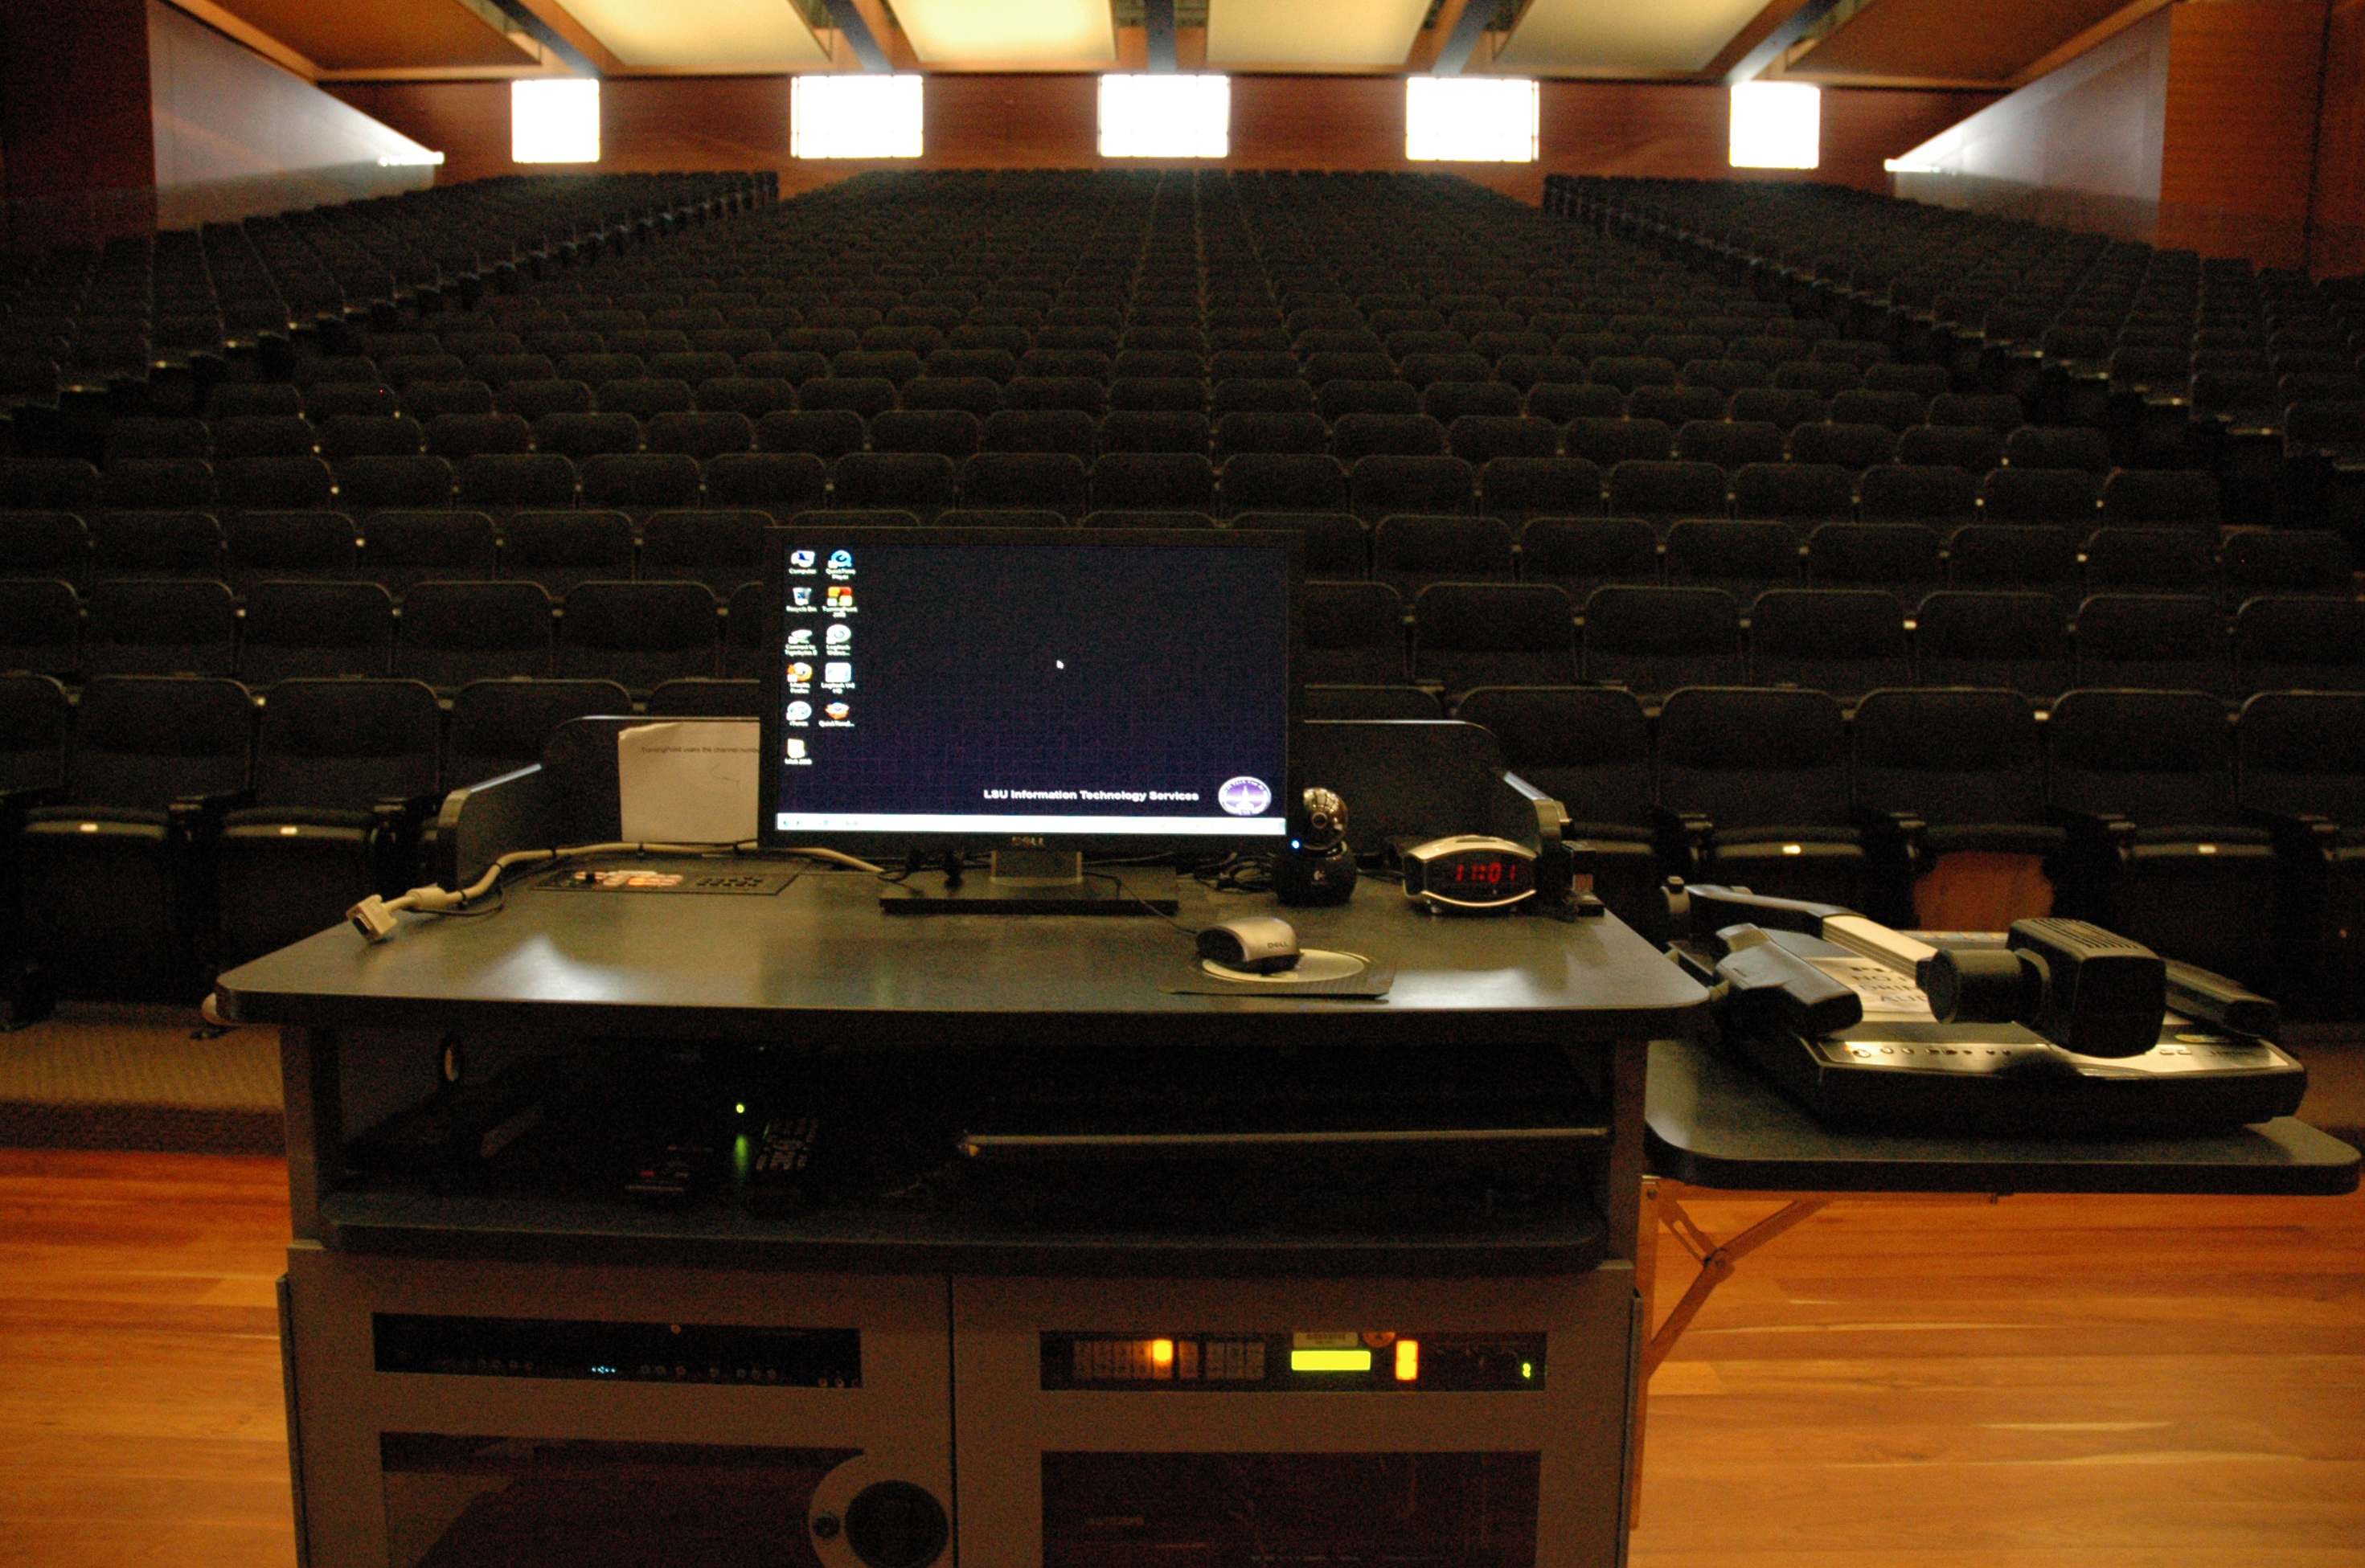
[772, 813, 1287, 836]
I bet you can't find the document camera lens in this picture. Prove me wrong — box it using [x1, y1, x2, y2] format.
[1924, 919, 2166, 1059]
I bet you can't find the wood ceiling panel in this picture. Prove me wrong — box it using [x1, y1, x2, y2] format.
[205, 0, 534, 70]
[890, 0, 1117, 64]
[1791, 0, 2136, 84]
[559, 0, 827, 68]
[1496, 0, 1780, 76]
[1205, 0, 1433, 68]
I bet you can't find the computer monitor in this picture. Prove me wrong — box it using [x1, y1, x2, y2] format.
[756, 526, 1299, 908]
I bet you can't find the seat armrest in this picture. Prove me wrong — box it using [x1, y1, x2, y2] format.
[0, 783, 64, 822]
[1653, 806, 1713, 870]
[1499, 770, 1568, 850]
[371, 792, 444, 829]
[1501, 771, 1604, 914]
[2244, 804, 2340, 858]
[370, 792, 448, 892]
[1855, 807, 1927, 865]
[170, 789, 253, 838]
[2054, 806, 2138, 846]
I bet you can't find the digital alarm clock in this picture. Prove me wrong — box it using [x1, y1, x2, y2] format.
[1399, 835, 1539, 912]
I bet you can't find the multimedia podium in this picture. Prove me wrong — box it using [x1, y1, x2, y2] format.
[219, 848, 1709, 1568]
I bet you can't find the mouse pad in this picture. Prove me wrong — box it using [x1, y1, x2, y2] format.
[1160, 949, 1393, 998]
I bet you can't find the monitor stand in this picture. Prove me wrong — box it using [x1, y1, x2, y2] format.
[879, 850, 1178, 915]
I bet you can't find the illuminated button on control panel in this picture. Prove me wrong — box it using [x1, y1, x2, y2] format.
[1039, 1332, 1543, 1391]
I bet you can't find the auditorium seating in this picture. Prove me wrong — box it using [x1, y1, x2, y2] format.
[2, 165, 2363, 1001]
[214, 678, 443, 966]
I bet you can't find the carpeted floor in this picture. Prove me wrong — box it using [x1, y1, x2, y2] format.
[0, 1003, 282, 1154]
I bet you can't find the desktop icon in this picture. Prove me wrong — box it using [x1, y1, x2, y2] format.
[785, 701, 813, 723]
[786, 628, 814, 649]
[826, 585, 854, 608]
[823, 661, 851, 684]
[786, 661, 813, 686]
[825, 702, 850, 721]
[827, 549, 854, 570]
[785, 738, 806, 759]
[790, 550, 816, 570]
[792, 587, 814, 608]
[825, 624, 851, 647]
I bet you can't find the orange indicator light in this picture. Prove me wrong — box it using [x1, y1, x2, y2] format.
[1396, 1339, 1419, 1382]
[1151, 1338, 1174, 1378]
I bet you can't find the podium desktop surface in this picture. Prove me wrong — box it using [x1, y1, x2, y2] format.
[215, 859, 1710, 1047]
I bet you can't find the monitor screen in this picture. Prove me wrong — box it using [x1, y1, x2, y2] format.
[756, 527, 1298, 854]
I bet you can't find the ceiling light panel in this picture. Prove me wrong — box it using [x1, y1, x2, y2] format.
[891, 0, 1117, 63]
[1407, 78, 1538, 162]
[793, 76, 925, 159]
[514, 80, 600, 164]
[1204, 0, 1433, 68]
[1495, 0, 1774, 75]
[559, 0, 828, 68]
[1729, 82, 1819, 169]
[1101, 76, 1230, 158]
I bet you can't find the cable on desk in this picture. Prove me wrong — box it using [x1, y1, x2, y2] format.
[346, 841, 884, 942]
[1082, 868, 1205, 940]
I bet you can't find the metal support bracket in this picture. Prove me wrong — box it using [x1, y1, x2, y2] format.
[1640, 1184, 1831, 1379]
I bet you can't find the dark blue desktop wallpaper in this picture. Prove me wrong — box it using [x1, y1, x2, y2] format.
[769, 538, 1290, 829]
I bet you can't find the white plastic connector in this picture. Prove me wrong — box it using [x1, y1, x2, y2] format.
[347, 895, 400, 943]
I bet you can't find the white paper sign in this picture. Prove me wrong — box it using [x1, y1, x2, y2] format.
[616, 720, 760, 845]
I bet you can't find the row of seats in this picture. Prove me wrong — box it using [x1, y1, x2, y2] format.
[372, 299, 1823, 338]
[0, 576, 767, 694]
[61, 400, 2064, 456]
[1547, 176, 2364, 532]
[178, 376, 2031, 432]
[0, 174, 773, 398]
[1308, 581, 2365, 702]
[1396, 682, 2365, 994]
[1285, 516, 2349, 606]
[6, 569, 2355, 708]
[22, 371, 2011, 447]
[80, 403, 2141, 478]
[260, 336, 1920, 383]
[0, 450, 2227, 527]
[0, 672, 757, 992]
[9, 670, 2361, 1001]
[11, 501, 2333, 606]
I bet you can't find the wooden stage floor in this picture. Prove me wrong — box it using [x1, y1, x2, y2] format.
[1, 1149, 2360, 1567]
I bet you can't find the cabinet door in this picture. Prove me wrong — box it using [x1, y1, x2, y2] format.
[952, 1269, 1637, 1568]
[285, 1247, 952, 1568]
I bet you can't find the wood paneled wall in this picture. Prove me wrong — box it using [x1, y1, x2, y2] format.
[148, 1, 437, 229]
[330, 74, 1998, 207]
[0, 0, 158, 245]
[2160, 0, 2326, 221]
[2314, 0, 2365, 274]
[1887, 0, 2351, 271]
[1881, 9, 2173, 210]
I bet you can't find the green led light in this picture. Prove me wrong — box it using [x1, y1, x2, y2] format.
[1521, 1361, 1534, 1379]
[735, 1103, 747, 1116]
[1290, 1349, 1372, 1373]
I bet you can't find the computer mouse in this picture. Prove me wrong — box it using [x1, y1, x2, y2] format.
[1196, 915, 1301, 974]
